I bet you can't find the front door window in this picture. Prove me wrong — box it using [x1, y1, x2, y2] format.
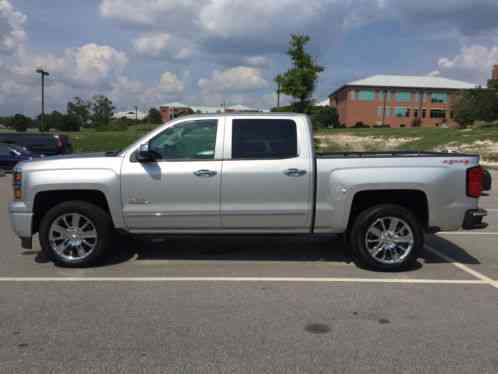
[149, 119, 218, 160]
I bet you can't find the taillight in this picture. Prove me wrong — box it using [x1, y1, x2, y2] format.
[54, 135, 63, 149]
[467, 166, 484, 198]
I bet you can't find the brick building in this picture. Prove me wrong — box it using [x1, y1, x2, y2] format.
[329, 75, 476, 128]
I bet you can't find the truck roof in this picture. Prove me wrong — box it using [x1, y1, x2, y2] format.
[170, 112, 308, 120]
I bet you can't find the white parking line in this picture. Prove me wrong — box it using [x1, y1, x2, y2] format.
[0, 277, 488, 285]
[438, 232, 498, 236]
[425, 245, 498, 289]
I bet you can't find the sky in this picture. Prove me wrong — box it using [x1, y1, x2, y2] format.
[1, 0, 498, 116]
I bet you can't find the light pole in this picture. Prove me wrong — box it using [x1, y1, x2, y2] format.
[134, 106, 138, 121]
[36, 68, 49, 132]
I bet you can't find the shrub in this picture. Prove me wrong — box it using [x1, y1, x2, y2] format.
[353, 121, 369, 128]
[411, 118, 422, 127]
[310, 106, 340, 129]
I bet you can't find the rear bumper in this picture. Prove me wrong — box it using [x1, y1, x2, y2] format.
[462, 209, 488, 230]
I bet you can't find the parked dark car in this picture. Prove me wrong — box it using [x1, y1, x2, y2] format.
[0, 133, 73, 156]
[0, 143, 36, 171]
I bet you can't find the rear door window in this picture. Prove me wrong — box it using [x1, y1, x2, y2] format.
[231, 119, 298, 159]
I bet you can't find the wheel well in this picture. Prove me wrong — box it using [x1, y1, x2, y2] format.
[32, 190, 111, 234]
[348, 190, 429, 230]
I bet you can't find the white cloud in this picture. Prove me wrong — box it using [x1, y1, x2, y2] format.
[133, 33, 170, 57]
[0, 0, 27, 54]
[99, 0, 205, 26]
[73, 44, 128, 85]
[132, 32, 195, 60]
[435, 44, 498, 84]
[12, 43, 128, 88]
[243, 56, 271, 67]
[159, 72, 184, 93]
[198, 66, 269, 93]
[110, 72, 186, 110]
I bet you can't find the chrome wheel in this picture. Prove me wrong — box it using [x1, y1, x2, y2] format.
[49, 213, 98, 261]
[365, 216, 414, 265]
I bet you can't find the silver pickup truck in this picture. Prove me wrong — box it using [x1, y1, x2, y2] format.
[9, 113, 489, 271]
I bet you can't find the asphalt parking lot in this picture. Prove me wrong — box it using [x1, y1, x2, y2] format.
[0, 172, 497, 373]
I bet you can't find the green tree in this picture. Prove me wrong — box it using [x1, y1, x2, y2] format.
[11, 114, 32, 132]
[454, 89, 498, 127]
[275, 35, 324, 113]
[91, 95, 114, 127]
[67, 97, 91, 129]
[147, 107, 163, 124]
[487, 79, 498, 90]
[310, 106, 339, 129]
[47, 111, 65, 130]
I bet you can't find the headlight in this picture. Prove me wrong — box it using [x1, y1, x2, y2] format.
[13, 171, 22, 200]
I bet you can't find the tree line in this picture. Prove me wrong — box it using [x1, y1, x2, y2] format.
[0, 96, 164, 132]
[453, 85, 498, 127]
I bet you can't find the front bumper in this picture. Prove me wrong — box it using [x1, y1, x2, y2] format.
[8, 202, 33, 248]
[462, 209, 488, 230]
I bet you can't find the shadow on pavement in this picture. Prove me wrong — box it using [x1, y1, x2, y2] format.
[101, 235, 353, 267]
[422, 234, 481, 265]
[27, 233, 480, 269]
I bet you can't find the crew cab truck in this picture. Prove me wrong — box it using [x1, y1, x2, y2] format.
[9, 113, 489, 271]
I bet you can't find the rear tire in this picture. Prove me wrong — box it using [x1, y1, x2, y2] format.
[39, 201, 113, 267]
[350, 204, 423, 271]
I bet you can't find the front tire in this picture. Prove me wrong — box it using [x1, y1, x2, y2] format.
[350, 204, 424, 271]
[39, 201, 113, 267]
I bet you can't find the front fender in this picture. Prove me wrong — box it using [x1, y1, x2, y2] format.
[23, 169, 125, 229]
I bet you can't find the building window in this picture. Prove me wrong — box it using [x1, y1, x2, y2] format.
[377, 107, 384, 118]
[431, 92, 448, 103]
[450, 111, 455, 119]
[396, 92, 412, 102]
[378, 91, 385, 101]
[423, 93, 430, 102]
[387, 91, 392, 101]
[350, 90, 357, 101]
[414, 109, 419, 118]
[415, 92, 421, 103]
[430, 109, 446, 119]
[422, 109, 427, 118]
[406, 108, 411, 117]
[394, 107, 408, 117]
[358, 90, 375, 101]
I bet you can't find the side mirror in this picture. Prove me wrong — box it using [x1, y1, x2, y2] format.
[136, 144, 160, 163]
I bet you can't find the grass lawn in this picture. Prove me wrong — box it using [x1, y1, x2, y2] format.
[66, 128, 152, 153]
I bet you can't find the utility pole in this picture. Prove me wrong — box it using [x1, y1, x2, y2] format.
[134, 106, 138, 121]
[36, 69, 50, 132]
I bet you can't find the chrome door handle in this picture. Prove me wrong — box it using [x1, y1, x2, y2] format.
[284, 168, 307, 177]
[194, 169, 217, 177]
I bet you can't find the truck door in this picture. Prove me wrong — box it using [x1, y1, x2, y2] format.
[121, 118, 224, 231]
[220, 117, 313, 232]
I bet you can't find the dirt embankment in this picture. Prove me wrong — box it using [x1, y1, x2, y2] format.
[316, 134, 419, 152]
